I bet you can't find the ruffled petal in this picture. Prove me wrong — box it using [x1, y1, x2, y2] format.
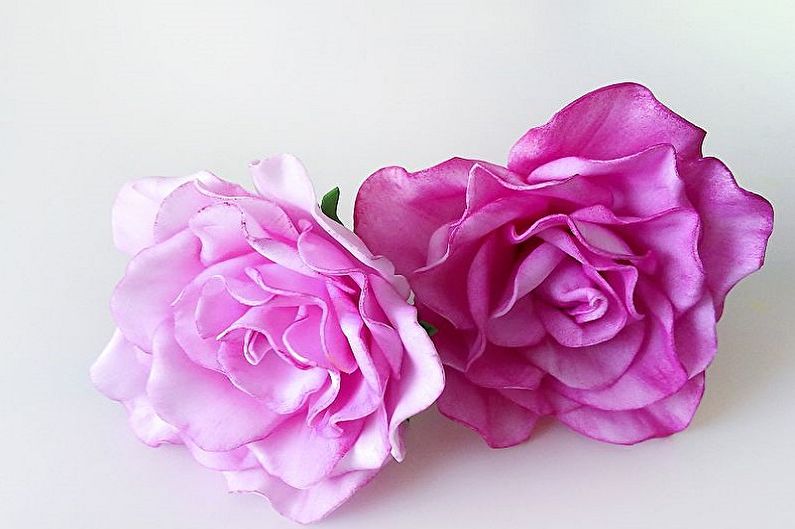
[248, 415, 362, 489]
[525, 321, 644, 390]
[331, 407, 391, 475]
[674, 294, 718, 376]
[217, 342, 326, 413]
[557, 373, 705, 444]
[555, 284, 688, 411]
[153, 173, 250, 244]
[369, 274, 445, 460]
[223, 465, 381, 524]
[353, 158, 474, 275]
[437, 368, 538, 448]
[90, 329, 150, 402]
[465, 344, 545, 390]
[250, 154, 317, 213]
[147, 325, 284, 451]
[183, 439, 259, 472]
[509, 82, 706, 173]
[188, 202, 257, 265]
[680, 157, 773, 315]
[112, 174, 197, 255]
[125, 397, 182, 446]
[528, 145, 687, 218]
[111, 230, 203, 351]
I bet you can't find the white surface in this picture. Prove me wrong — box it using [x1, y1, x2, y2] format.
[2, 1, 794, 528]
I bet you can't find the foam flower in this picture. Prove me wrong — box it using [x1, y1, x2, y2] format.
[354, 83, 773, 446]
[91, 155, 444, 523]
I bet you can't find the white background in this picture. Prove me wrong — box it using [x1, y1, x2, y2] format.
[2, 1, 794, 528]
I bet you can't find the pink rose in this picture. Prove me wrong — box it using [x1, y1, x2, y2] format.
[354, 83, 773, 447]
[91, 155, 444, 523]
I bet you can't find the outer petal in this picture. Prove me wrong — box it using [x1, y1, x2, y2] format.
[153, 173, 251, 244]
[437, 368, 538, 448]
[125, 397, 182, 446]
[183, 439, 259, 472]
[111, 230, 203, 351]
[508, 82, 706, 173]
[90, 329, 150, 402]
[354, 158, 474, 275]
[557, 373, 705, 444]
[250, 154, 317, 213]
[248, 415, 362, 489]
[314, 210, 411, 299]
[369, 274, 445, 460]
[680, 157, 773, 315]
[112, 174, 197, 255]
[224, 465, 381, 524]
[147, 325, 284, 452]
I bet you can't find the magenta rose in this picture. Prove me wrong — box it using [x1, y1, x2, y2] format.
[354, 83, 773, 447]
[90, 155, 444, 523]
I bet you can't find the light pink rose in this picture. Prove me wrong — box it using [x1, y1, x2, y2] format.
[91, 155, 444, 523]
[354, 83, 773, 447]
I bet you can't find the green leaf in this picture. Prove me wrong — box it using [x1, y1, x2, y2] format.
[419, 320, 438, 337]
[320, 186, 342, 224]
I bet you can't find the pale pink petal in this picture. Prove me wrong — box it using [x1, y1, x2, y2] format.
[250, 154, 317, 213]
[331, 407, 391, 475]
[183, 439, 259, 472]
[315, 207, 412, 299]
[217, 342, 326, 413]
[248, 415, 362, 489]
[188, 202, 256, 265]
[111, 230, 203, 351]
[172, 254, 263, 370]
[112, 174, 196, 255]
[332, 286, 391, 390]
[224, 465, 381, 524]
[369, 275, 445, 460]
[147, 325, 284, 451]
[125, 397, 182, 446]
[90, 330, 150, 402]
[153, 172, 250, 244]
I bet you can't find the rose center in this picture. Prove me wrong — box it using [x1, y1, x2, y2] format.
[555, 286, 608, 323]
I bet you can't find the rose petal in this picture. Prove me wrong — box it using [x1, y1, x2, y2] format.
[147, 325, 284, 451]
[223, 465, 381, 524]
[557, 373, 705, 444]
[354, 158, 473, 276]
[111, 230, 203, 351]
[680, 157, 773, 315]
[509, 83, 706, 173]
[112, 174, 197, 255]
[369, 274, 445, 460]
[525, 321, 645, 390]
[555, 284, 688, 411]
[90, 329, 150, 402]
[248, 414, 362, 489]
[217, 342, 326, 414]
[437, 368, 539, 448]
[250, 154, 317, 213]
